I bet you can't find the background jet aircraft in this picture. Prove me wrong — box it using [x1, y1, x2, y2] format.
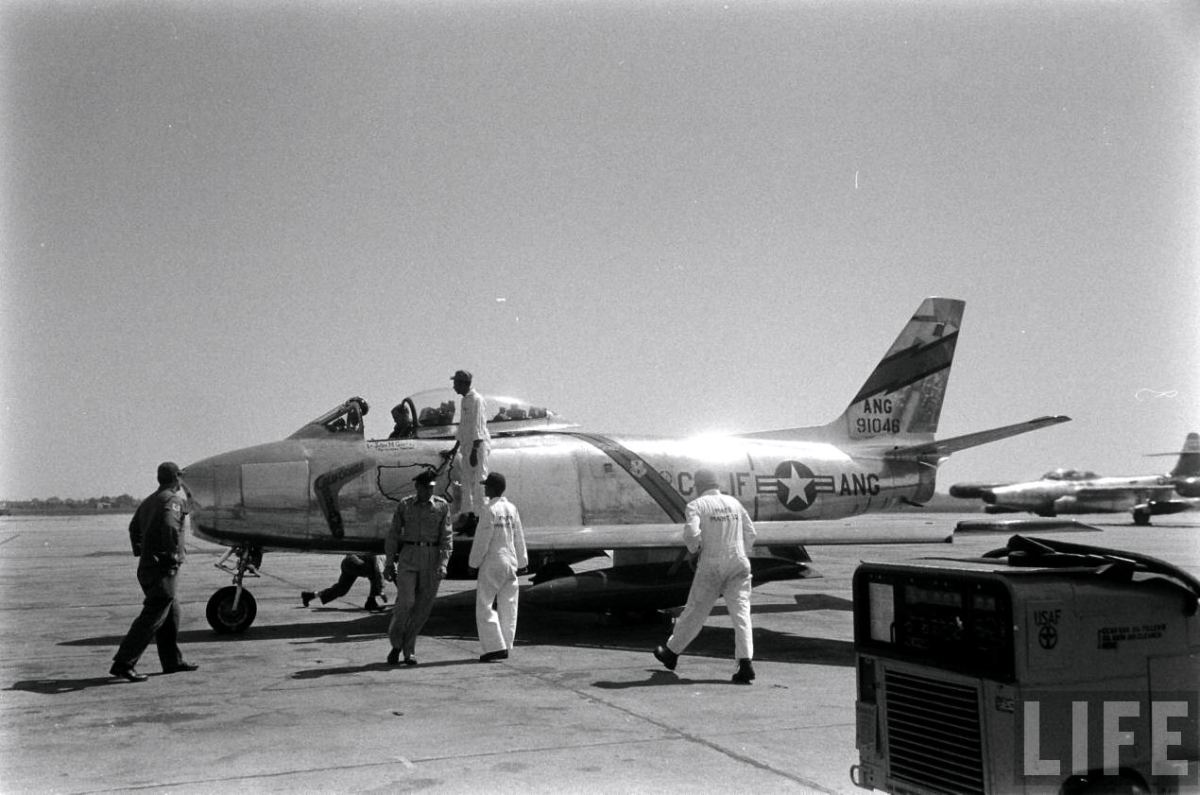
[183, 297, 1067, 633]
[949, 432, 1200, 525]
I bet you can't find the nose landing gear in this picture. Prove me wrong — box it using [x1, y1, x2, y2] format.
[206, 545, 262, 634]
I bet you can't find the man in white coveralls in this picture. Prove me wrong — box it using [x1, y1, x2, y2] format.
[470, 471, 527, 662]
[450, 369, 491, 522]
[653, 468, 757, 684]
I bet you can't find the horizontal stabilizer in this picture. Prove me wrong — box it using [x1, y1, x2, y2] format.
[885, 415, 1070, 459]
[525, 520, 952, 551]
[955, 518, 1101, 534]
[1144, 431, 1200, 457]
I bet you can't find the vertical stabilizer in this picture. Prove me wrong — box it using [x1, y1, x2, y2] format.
[738, 297, 965, 445]
[833, 297, 964, 443]
[1170, 433, 1200, 478]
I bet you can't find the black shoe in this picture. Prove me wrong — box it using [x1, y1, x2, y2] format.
[301, 591, 316, 608]
[403, 655, 418, 666]
[364, 597, 384, 612]
[479, 649, 509, 662]
[731, 659, 756, 684]
[163, 662, 199, 674]
[387, 648, 400, 665]
[109, 664, 148, 683]
[653, 645, 678, 671]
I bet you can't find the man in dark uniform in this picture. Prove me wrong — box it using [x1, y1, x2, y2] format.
[383, 469, 452, 665]
[301, 553, 387, 612]
[110, 462, 198, 682]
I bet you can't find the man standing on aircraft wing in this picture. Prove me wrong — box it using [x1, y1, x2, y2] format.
[470, 472, 527, 662]
[653, 468, 757, 684]
[383, 469, 452, 665]
[110, 462, 199, 682]
[450, 369, 490, 523]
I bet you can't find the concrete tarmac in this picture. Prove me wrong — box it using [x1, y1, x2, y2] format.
[2, 513, 1197, 793]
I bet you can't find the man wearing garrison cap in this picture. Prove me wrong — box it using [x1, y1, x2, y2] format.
[383, 469, 452, 666]
[110, 462, 199, 682]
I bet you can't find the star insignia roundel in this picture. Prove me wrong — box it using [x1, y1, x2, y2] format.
[775, 461, 819, 512]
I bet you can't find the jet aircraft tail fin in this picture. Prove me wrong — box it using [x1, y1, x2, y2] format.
[828, 296, 963, 443]
[1147, 432, 1200, 478]
[740, 297, 963, 445]
[1172, 433, 1200, 478]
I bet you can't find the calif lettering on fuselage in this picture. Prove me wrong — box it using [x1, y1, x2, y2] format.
[674, 467, 880, 510]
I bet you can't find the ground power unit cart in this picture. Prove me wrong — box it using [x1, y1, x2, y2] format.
[850, 535, 1199, 795]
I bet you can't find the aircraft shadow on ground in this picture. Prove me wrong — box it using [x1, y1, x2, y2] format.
[59, 612, 397, 648]
[422, 605, 856, 668]
[54, 592, 855, 688]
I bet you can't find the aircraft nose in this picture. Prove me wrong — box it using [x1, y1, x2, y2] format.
[180, 458, 215, 509]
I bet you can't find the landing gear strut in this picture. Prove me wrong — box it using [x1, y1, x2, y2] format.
[206, 545, 262, 634]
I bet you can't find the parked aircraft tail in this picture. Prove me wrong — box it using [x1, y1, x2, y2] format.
[741, 297, 963, 444]
[741, 296, 1068, 455]
[1146, 432, 1200, 496]
[831, 296, 962, 443]
[1156, 432, 1200, 478]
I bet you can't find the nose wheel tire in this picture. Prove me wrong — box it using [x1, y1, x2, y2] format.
[206, 585, 258, 634]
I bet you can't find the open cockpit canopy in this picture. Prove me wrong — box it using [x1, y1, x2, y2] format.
[387, 388, 575, 440]
[288, 397, 371, 439]
[288, 392, 575, 441]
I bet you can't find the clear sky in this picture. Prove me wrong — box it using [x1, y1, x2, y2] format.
[2, 1, 1197, 501]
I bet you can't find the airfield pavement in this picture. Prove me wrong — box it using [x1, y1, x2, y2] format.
[1, 512, 1197, 794]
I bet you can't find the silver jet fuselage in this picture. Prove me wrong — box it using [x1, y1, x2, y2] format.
[185, 430, 928, 555]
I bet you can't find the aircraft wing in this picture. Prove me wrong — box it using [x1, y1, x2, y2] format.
[523, 520, 951, 550]
[884, 415, 1071, 459]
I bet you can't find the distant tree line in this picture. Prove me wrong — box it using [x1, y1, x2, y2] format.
[0, 494, 139, 515]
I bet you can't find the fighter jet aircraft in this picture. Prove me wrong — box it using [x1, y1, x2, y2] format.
[949, 432, 1200, 525]
[183, 297, 1068, 633]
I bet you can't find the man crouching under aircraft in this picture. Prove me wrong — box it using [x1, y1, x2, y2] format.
[653, 468, 757, 684]
[383, 469, 452, 666]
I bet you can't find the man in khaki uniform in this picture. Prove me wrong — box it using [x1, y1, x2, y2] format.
[383, 469, 452, 665]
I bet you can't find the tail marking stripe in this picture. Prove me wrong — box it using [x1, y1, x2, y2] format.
[851, 332, 958, 404]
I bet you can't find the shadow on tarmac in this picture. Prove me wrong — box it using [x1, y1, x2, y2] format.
[52, 587, 855, 695]
[7, 676, 132, 695]
[290, 656, 481, 680]
[593, 670, 739, 689]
